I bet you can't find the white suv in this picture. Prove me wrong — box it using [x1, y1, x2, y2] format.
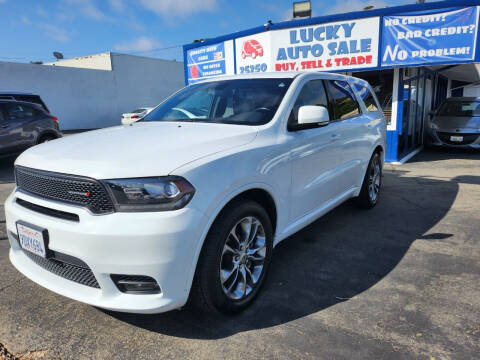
[5, 72, 386, 314]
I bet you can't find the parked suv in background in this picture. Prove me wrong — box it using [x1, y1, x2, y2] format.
[428, 97, 480, 148]
[5, 72, 385, 314]
[0, 99, 61, 157]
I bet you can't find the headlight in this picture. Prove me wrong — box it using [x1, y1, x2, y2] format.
[103, 176, 195, 212]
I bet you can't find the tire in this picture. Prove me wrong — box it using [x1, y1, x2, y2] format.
[355, 152, 382, 209]
[190, 199, 273, 314]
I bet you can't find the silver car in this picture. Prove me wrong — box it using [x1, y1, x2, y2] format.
[428, 97, 480, 148]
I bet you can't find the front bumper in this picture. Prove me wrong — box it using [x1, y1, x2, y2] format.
[427, 129, 480, 149]
[5, 190, 206, 314]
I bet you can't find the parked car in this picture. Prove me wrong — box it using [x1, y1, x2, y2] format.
[121, 107, 154, 125]
[0, 99, 61, 158]
[242, 39, 264, 59]
[427, 97, 480, 148]
[5, 72, 386, 314]
[0, 92, 50, 113]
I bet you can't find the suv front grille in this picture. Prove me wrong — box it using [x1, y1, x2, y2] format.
[15, 166, 114, 214]
[23, 250, 100, 288]
[437, 132, 479, 145]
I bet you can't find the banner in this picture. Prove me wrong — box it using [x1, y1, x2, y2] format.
[186, 41, 234, 83]
[235, 17, 380, 74]
[381, 7, 479, 67]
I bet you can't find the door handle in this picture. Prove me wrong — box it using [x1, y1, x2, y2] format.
[330, 134, 341, 141]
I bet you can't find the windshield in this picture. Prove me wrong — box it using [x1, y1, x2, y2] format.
[438, 101, 480, 117]
[144, 78, 293, 126]
[132, 108, 147, 113]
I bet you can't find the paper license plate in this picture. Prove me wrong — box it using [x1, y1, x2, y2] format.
[17, 222, 48, 258]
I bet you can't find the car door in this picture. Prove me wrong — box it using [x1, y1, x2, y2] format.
[324, 79, 366, 191]
[288, 79, 346, 221]
[2, 103, 38, 153]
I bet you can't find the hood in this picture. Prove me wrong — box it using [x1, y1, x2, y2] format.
[16, 122, 257, 179]
[432, 115, 480, 132]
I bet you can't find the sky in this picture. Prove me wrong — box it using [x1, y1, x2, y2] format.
[0, 0, 417, 63]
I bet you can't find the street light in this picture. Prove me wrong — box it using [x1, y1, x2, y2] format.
[293, 1, 312, 18]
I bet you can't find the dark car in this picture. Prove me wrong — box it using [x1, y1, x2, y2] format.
[0, 99, 62, 158]
[427, 97, 480, 148]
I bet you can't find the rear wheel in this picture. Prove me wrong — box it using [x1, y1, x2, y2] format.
[190, 200, 273, 314]
[356, 152, 382, 208]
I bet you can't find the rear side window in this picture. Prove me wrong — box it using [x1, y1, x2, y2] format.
[362, 88, 380, 112]
[352, 83, 380, 112]
[5, 103, 39, 120]
[289, 80, 329, 129]
[14, 95, 49, 113]
[326, 80, 361, 120]
[0, 106, 5, 123]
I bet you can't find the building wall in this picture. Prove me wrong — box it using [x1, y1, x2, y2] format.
[462, 84, 480, 97]
[45, 52, 113, 70]
[0, 53, 184, 130]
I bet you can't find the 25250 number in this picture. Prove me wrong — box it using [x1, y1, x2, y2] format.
[239, 63, 267, 74]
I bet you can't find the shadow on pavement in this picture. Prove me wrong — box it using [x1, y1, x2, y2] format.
[409, 147, 480, 163]
[104, 168, 468, 340]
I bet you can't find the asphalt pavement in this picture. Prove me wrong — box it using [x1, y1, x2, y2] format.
[0, 148, 479, 360]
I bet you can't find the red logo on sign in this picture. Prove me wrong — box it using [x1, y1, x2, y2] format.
[190, 65, 199, 79]
[242, 39, 264, 59]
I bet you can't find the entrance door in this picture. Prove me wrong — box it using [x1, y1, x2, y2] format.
[398, 68, 431, 158]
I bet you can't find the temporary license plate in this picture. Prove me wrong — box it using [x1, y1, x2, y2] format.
[450, 136, 463, 142]
[16, 222, 48, 258]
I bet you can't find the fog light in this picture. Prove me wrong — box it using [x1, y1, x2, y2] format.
[111, 275, 161, 294]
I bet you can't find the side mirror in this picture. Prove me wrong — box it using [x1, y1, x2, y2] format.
[298, 105, 330, 126]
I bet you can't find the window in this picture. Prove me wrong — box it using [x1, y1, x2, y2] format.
[0, 106, 5, 124]
[362, 88, 380, 112]
[326, 80, 360, 120]
[438, 101, 480, 117]
[144, 78, 293, 126]
[288, 80, 329, 130]
[5, 103, 37, 120]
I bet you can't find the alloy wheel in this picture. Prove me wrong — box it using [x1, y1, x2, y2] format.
[220, 216, 266, 300]
[368, 157, 381, 202]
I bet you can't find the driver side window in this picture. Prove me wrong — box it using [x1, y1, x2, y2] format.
[0, 105, 5, 124]
[288, 80, 329, 130]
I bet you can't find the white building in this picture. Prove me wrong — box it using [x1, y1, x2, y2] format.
[0, 52, 184, 130]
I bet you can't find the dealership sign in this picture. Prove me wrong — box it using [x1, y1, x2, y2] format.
[186, 41, 234, 83]
[234, 17, 380, 76]
[381, 7, 479, 66]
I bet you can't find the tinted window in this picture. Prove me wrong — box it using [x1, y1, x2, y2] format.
[0, 106, 5, 123]
[361, 87, 380, 112]
[438, 101, 480, 117]
[289, 80, 329, 129]
[326, 80, 361, 119]
[5, 103, 39, 120]
[14, 95, 49, 113]
[144, 78, 292, 126]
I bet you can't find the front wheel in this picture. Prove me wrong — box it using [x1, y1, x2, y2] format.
[355, 152, 382, 208]
[190, 200, 273, 314]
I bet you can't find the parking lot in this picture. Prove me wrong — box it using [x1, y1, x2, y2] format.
[0, 149, 479, 360]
